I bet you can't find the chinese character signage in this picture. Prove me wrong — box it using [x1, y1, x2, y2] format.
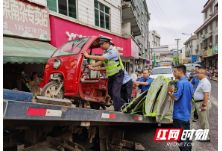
[207, 48, 213, 56]
[3, 0, 50, 41]
[213, 44, 218, 54]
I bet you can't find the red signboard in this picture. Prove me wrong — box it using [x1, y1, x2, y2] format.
[50, 16, 136, 57]
[3, 0, 51, 41]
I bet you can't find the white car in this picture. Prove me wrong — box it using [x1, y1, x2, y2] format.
[150, 66, 175, 80]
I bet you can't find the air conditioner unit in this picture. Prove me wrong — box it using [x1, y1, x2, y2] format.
[208, 30, 212, 34]
[202, 35, 205, 38]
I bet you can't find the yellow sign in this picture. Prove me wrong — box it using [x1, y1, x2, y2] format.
[207, 48, 213, 56]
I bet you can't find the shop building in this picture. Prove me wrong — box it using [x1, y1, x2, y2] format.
[3, 0, 56, 90]
[194, 0, 218, 68]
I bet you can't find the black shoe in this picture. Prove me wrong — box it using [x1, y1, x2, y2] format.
[197, 139, 210, 142]
[193, 119, 198, 122]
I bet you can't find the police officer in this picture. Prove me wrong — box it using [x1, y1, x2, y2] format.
[82, 37, 125, 111]
[167, 65, 193, 151]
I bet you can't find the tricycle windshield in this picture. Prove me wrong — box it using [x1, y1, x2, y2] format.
[52, 37, 90, 58]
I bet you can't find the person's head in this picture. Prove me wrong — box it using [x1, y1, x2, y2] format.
[195, 66, 200, 73]
[173, 64, 186, 79]
[191, 69, 194, 73]
[143, 69, 149, 79]
[99, 38, 111, 50]
[32, 72, 38, 80]
[196, 67, 206, 80]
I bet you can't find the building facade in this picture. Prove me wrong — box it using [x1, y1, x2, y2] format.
[3, 0, 56, 90]
[47, 0, 150, 72]
[122, 0, 150, 72]
[183, 35, 198, 62]
[149, 30, 161, 48]
[194, 0, 218, 68]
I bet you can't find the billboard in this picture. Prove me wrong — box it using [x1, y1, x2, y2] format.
[3, 0, 51, 41]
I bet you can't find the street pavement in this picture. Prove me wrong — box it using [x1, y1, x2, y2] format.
[122, 80, 218, 151]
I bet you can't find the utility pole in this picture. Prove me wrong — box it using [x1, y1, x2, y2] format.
[175, 39, 180, 65]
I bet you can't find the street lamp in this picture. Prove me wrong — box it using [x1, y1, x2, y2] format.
[182, 33, 193, 63]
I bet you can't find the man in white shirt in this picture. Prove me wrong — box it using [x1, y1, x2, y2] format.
[194, 67, 212, 142]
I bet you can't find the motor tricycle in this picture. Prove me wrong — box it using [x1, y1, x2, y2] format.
[39, 36, 136, 109]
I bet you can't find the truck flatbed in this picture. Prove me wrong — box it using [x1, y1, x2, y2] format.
[3, 100, 172, 125]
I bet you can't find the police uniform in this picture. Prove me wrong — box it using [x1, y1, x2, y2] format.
[121, 70, 133, 104]
[100, 38, 125, 111]
[173, 77, 193, 151]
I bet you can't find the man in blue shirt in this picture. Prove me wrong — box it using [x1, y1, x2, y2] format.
[134, 69, 153, 94]
[167, 64, 193, 151]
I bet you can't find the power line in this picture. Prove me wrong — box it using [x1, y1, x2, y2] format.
[148, 0, 179, 38]
[151, 0, 180, 38]
[146, 1, 176, 40]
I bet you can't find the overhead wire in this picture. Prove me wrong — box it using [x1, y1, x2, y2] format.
[146, 0, 176, 40]
[151, 0, 180, 38]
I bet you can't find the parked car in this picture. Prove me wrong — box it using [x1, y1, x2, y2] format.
[157, 61, 175, 67]
[150, 66, 175, 80]
[184, 63, 201, 75]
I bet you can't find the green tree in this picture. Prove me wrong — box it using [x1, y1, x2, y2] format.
[171, 56, 179, 64]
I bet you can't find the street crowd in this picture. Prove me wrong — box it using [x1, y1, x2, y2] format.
[82, 37, 213, 151]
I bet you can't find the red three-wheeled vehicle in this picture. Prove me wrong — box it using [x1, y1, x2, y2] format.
[39, 36, 137, 110]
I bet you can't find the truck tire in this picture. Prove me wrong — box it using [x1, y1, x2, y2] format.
[41, 81, 64, 99]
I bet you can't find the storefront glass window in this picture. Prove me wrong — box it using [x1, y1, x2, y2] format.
[47, 0, 77, 19]
[94, 1, 110, 30]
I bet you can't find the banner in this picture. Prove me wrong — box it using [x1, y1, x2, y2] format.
[3, 0, 51, 41]
[213, 44, 218, 54]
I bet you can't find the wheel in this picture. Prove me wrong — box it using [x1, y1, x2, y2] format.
[41, 81, 64, 99]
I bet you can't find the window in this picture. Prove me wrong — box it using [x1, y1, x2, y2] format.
[94, 1, 110, 30]
[214, 3, 218, 12]
[47, 0, 77, 19]
[205, 26, 208, 34]
[215, 35, 218, 44]
[210, 23, 212, 30]
[205, 11, 208, 19]
[216, 19, 218, 27]
[151, 68, 172, 75]
[52, 37, 90, 58]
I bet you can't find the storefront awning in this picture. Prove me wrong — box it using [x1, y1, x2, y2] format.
[3, 37, 56, 64]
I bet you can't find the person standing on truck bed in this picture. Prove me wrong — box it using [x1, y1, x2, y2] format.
[167, 64, 193, 151]
[82, 37, 125, 111]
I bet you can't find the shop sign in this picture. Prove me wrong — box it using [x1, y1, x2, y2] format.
[65, 31, 124, 56]
[3, 0, 50, 40]
[213, 44, 218, 54]
[203, 50, 208, 57]
[207, 48, 213, 56]
[131, 39, 139, 58]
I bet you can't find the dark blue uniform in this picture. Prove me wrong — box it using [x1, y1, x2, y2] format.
[173, 77, 193, 151]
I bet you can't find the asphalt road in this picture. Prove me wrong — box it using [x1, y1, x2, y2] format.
[122, 80, 218, 151]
